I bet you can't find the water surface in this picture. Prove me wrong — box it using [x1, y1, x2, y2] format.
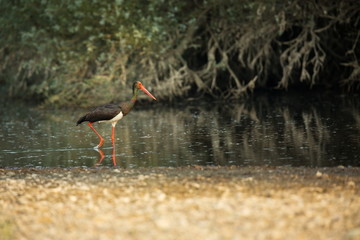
[1, 93, 359, 168]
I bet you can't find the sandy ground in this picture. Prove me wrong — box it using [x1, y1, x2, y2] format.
[0, 166, 360, 240]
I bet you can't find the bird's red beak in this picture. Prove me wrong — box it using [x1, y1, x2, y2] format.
[140, 85, 157, 100]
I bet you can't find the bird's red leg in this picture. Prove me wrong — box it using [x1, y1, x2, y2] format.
[88, 122, 104, 148]
[112, 146, 117, 166]
[111, 124, 117, 166]
[111, 125, 116, 147]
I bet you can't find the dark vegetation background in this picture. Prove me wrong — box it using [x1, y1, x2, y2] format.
[1, 0, 359, 107]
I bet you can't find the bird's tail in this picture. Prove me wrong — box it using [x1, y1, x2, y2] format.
[76, 115, 87, 126]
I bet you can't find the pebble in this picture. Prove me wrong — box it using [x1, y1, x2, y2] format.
[6, 171, 15, 176]
[347, 181, 356, 188]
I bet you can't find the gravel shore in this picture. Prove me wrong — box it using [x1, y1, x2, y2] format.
[1, 166, 359, 240]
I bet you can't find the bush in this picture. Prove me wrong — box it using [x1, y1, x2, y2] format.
[0, 0, 359, 107]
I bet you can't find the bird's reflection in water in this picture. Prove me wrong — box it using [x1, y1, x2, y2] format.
[94, 147, 117, 166]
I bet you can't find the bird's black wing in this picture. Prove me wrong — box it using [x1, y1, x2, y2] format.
[76, 103, 121, 125]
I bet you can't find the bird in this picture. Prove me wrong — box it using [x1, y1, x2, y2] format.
[76, 81, 156, 148]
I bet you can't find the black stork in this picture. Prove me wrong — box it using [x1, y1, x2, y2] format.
[76, 81, 156, 148]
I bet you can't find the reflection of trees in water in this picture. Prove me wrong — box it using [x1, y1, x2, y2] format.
[1, 95, 358, 167]
[122, 95, 359, 167]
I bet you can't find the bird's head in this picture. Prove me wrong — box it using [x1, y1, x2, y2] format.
[133, 81, 157, 100]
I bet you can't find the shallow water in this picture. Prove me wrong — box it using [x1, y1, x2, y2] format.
[1, 93, 359, 168]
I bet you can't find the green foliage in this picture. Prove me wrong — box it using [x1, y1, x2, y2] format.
[0, 0, 359, 106]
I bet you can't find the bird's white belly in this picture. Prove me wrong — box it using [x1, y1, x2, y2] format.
[99, 111, 123, 125]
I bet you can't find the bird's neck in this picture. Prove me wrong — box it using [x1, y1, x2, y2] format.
[130, 90, 138, 103]
[121, 90, 138, 116]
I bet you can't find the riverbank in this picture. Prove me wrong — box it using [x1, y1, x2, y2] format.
[1, 166, 359, 240]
